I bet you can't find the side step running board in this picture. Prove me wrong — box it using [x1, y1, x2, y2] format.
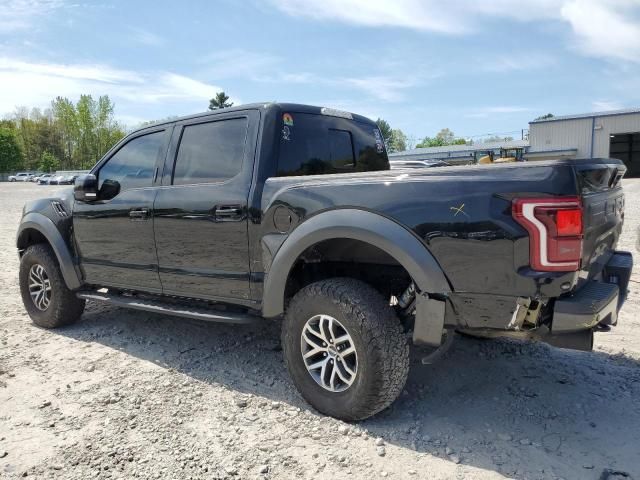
[77, 292, 259, 324]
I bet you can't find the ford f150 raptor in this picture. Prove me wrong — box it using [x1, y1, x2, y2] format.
[17, 103, 633, 420]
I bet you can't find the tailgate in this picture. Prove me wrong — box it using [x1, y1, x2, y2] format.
[574, 159, 626, 284]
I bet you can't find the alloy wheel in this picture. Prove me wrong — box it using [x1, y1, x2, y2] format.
[28, 264, 51, 311]
[300, 314, 358, 392]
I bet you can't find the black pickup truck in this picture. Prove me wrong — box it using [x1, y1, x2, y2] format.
[17, 103, 633, 420]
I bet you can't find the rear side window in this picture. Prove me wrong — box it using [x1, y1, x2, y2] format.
[277, 113, 388, 176]
[173, 118, 248, 185]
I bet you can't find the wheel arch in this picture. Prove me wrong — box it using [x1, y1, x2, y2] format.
[261, 208, 451, 319]
[17, 212, 82, 290]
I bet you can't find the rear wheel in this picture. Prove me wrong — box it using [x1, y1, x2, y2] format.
[19, 244, 85, 328]
[282, 278, 410, 420]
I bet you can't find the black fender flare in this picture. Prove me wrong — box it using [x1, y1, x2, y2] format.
[16, 212, 82, 290]
[261, 208, 451, 327]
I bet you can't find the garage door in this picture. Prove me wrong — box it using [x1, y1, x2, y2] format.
[610, 133, 640, 178]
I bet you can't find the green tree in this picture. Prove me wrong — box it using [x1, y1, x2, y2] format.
[0, 127, 24, 172]
[75, 94, 97, 169]
[376, 118, 392, 142]
[435, 128, 455, 144]
[375, 118, 409, 153]
[389, 128, 408, 153]
[534, 113, 554, 121]
[10, 107, 64, 170]
[208, 91, 233, 110]
[415, 128, 467, 148]
[50, 94, 125, 169]
[51, 96, 79, 167]
[39, 151, 60, 172]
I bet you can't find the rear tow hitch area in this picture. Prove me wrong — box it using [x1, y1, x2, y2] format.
[458, 296, 596, 352]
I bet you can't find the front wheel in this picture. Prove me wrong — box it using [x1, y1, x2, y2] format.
[19, 244, 85, 328]
[282, 278, 410, 421]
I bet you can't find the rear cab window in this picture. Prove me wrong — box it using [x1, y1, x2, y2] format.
[276, 111, 389, 176]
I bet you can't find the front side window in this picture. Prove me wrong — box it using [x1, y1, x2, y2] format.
[173, 118, 248, 185]
[97, 131, 164, 200]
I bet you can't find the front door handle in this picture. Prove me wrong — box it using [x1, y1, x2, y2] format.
[129, 208, 150, 221]
[214, 205, 244, 222]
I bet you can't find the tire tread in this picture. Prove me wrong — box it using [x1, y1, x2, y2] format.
[19, 243, 84, 328]
[282, 277, 410, 420]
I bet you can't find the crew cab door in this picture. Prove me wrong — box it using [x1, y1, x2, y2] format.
[153, 110, 258, 302]
[73, 127, 170, 292]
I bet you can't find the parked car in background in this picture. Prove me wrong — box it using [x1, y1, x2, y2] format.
[58, 174, 77, 185]
[47, 175, 64, 185]
[389, 159, 451, 169]
[37, 174, 55, 185]
[8, 172, 34, 182]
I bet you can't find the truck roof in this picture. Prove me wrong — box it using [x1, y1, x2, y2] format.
[139, 102, 377, 130]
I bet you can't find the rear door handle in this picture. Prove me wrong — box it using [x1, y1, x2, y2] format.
[129, 208, 150, 221]
[214, 205, 244, 222]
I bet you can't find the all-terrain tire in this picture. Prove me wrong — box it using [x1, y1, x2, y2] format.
[19, 243, 85, 328]
[282, 278, 410, 421]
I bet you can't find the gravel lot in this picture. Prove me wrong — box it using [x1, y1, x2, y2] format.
[1, 180, 639, 480]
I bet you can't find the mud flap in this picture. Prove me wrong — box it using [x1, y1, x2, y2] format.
[413, 293, 446, 347]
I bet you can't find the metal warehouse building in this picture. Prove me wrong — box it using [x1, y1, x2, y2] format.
[528, 108, 640, 177]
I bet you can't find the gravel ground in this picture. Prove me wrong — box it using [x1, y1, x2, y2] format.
[1, 180, 639, 480]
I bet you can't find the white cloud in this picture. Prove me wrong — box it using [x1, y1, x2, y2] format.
[481, 53, 557, 73]
[269, 0, 560, 32]
[196, 48, 422, 102]
[560, 0, 640, 63]
[129, 28, 165, 47]
[591, 100, 624, 111]
[341, 76, 418, 101]
[273, 72, 420, 102]
[270, 0, 640, 63]
[270, 0, 466, 34]
[0, 57, 143, 84]
[199, 49, 281, 80]
[0, 0, 64, 33]
[0, 57, 225, 124]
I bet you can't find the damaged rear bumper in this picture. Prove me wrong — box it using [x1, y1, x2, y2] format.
[552, 250, 632, 334]
[450, 251, 633, 352]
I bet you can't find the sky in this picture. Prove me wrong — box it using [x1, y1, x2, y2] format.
[1, 0, 639, 143]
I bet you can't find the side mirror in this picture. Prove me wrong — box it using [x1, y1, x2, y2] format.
[74, 174, 98, 201]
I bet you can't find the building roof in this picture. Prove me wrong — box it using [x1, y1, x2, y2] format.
[529, 107, 640, 124]
[389, 139, 529, 158]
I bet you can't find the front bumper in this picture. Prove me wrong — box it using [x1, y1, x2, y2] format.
[552, 251, 633, 334]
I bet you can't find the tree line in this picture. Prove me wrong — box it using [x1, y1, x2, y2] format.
[0, 95, 126, 173]
[375, 118, 518, 154]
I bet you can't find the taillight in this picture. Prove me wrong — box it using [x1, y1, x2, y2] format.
[512, 196, 583, 272]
